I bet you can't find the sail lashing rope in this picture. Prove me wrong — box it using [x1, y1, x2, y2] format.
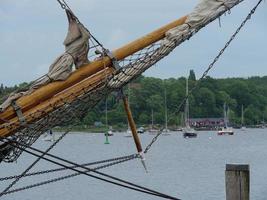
[0, 137, 181, 200]
[0, 0, 250, 163]
[0, 0, 264, 198]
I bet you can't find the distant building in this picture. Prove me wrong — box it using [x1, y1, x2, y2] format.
[189, 118, 225, 128]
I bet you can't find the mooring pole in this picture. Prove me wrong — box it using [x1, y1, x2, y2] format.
[121, 91, 147, 172]
[225, 164, 250, 200]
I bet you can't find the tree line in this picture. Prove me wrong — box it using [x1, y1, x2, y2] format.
[1, 71, 267, 127]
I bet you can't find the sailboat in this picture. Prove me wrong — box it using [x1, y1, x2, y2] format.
[42, 130, 56, 142]
[183, 78, 197, 138]
[105, 98, 114, 137]
[124, 86, 133, 137]
[173, 113, 183, 131]
[148, 109, 159, 135]
[241, 104, 246, 131]
[162, 85, 171, 135]
[217, 103, 234, 135]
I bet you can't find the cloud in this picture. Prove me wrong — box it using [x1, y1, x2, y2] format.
[0, 0, 266, 86]
[106, 28, 129, 49]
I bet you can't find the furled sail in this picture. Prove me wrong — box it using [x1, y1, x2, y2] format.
[0, 0, 245, 162]
[0, 10, 90, 112]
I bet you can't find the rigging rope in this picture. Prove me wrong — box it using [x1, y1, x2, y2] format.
[0, 0, 264, 198]
[0, 137, 181, 200]
[1, 0, 251, 163]
[1, 154, 138, 196]
[167, 0, 264, 123]
[0, 129, 70, 197]
[0, 154, 136, 182]
[56, 0, 105, 48]
[0, 124, 162, 196]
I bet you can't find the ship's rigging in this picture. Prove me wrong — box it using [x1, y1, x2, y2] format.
[0, 0, 264, 199]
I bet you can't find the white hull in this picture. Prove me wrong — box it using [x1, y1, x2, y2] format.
[124, 130, 133, 137]
[148, 129, 159, 135]
[217, 128, 234, 135]
[162, 129, 171, 136]
[106, 130, 114, 136]
[42, 135, 56, 142]
[183, 127, 197, 138]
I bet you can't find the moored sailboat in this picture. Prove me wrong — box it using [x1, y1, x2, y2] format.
[104, 98, 114, 137]
[241, 104, 246, 131]
[148, 109, 159, 135]
[42, 130, 56, 142]
[124, 86, 133, 137]
[183, 78, 197, 138]
[217, 103, 234, 135]
[162, 84, 171, 135]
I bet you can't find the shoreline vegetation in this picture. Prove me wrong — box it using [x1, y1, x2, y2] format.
[53, 124, 266, 134]
[1, 71, 267, 129]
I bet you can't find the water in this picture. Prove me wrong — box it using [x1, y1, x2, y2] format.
[1, 129, 267, 200]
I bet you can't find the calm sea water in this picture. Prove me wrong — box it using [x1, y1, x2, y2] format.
[1, 129, 267, 200]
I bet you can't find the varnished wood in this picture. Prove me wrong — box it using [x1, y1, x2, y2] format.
[0, 67, 114, 137]
[0, 16, 187, 137]
[122, 96, 142, 153]
[0, 16, 187, 124]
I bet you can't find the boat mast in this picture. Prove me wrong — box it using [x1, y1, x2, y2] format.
[185, 78, 190, 128]
[105, 97, 108, 129]
[241, 104, 244, 126]
[224, 103, 228, 128]
[127, 85, 131, 130]
[164, 84, 168, 130]
[151, 109, 154, 129]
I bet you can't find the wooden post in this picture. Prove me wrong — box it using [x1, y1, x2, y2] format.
[225, 164, 250, 200]
[122, 95, 142, 153]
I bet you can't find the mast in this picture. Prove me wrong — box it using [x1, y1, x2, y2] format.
[241, 104, 244, 126]
[0, 0, 246, 138]
[105, 97, 108, 129]
[0, 17, 187, 124]
[223, 103, 228, 128]
[127, 85, 131, 130]
[164, 84, 168, 130]
[185, 78, 190, 128]
[180, 113, 184, 127]
[151, 109, 154, 129]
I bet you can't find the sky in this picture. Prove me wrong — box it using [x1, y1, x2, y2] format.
[0, 0, 266, 86]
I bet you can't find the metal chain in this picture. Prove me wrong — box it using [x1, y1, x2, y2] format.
[143, 0, 264, 155]
[0, 129, 70, 197]
[0, 154, 136, 181]
[1, 154, 138, 196]
[144, 131, 163, 154]
[0, 0, 263, 197]
[168, 0, 264, 122]
[1, 140, 180, 200]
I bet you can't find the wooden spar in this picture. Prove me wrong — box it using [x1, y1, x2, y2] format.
[0, 67, 114, 138]
[0, 16, 187, 124]
[0, 58, 112, 121]
[122, 94, 148, 172]
[113, 16, 187, 60]
[122, 95, 142, 153]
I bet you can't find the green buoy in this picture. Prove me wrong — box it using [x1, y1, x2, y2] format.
[104, 132, 110, 144]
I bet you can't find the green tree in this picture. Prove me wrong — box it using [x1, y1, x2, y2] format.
[189, 69, 196, 81]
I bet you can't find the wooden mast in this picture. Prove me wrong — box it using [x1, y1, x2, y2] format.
[0, 16, 187, 137]
[0, 16, 187, 122]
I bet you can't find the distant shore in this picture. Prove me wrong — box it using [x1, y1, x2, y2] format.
[53, 124, 266, 133]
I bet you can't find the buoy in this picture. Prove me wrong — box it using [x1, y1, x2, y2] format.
[104, 132, 110, 144]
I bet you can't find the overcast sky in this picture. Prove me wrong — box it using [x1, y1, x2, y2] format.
[0, 0, 266, 86]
